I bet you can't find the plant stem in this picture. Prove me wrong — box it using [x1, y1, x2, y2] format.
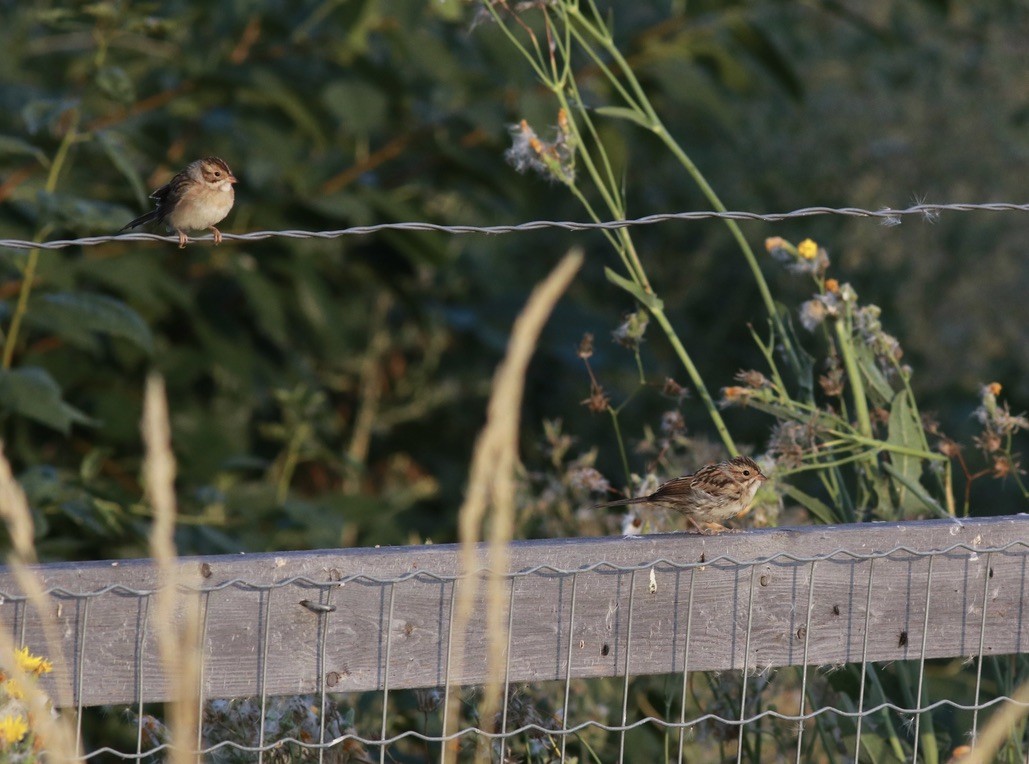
[2, 113, 79, 370]
[569, 5, 802, 377]
[833, 316, 872, 439]
[650, 309, 736, 455]
[607, 406, 633, 489]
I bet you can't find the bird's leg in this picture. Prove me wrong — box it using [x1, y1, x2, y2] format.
[685, 516, 708, 534]
[177, 230, 189, 249]
[210, 226, 223, 245]
[703, 522, 731, 534]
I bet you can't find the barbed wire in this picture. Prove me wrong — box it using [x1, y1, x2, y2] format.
[1, 201, 1027, 251]
[1, 536, 1023, 600]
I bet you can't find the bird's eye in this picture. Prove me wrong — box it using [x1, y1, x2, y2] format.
[213, 171, 221, 177]
[742, 469, 751, 476]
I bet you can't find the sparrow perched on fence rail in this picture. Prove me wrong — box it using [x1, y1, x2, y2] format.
[120, 157, 237, 248]
[594, 455, 768, 533]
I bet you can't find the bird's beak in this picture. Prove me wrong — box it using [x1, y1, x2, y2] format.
[227, 174, 238, 184]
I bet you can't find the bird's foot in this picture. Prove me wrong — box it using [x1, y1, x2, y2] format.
[210, 226, 223, 245]
[685, 520, 733, 535]
[177, 230, 189, 249]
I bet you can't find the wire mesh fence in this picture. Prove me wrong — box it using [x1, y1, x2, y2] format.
[2, 515, 1028, 761]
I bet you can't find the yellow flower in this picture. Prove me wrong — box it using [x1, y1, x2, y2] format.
[987, 382, 1002, 396]
[4, 679, 25, 700]
[14, 647, 52, 677]
[0, 713, 29, 746]
[797, 238, 818, 260]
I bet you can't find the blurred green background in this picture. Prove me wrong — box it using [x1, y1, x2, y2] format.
[0, 0, 1026, 561]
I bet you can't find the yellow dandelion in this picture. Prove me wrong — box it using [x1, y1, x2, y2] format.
[987, 382, 1002, 396]
[14, 647, 52, 677]
[764, 236, 786, 252]
[4, 679, 25, 700]
[797, 238, 818, 260]
[825, 278, 839, 293]
[0, 712, 29, 746]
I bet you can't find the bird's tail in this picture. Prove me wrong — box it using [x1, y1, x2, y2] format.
[119, 210, 159, 232]
[593, 496, 648, 510]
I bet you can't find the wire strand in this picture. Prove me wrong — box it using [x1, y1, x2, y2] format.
[1, 201, 1026, 251]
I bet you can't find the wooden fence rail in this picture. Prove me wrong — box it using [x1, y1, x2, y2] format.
[1, 515, 1027, 709]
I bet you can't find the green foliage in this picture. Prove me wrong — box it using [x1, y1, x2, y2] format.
[0, 0, 1021, 546]
[0, 0, 1026, 760]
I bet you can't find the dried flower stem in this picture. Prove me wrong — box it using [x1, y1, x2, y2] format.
[0, 446, 77, 756]
[444, 250, 583, 763]
[143, 375, 202, 764]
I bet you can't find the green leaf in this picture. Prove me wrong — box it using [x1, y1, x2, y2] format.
[240, 68, 328, 150]
[780, 483, 840, 525]
[21, 98, 77, 136]
[727, 19, 803, 100]
[0, 135, 50, 166]
[233, 263, 289, 347]
[96, 132, 148, 207]
[27, 292, 154, 355]
[0, 367, 94, 432]
[775, 303, 815, 399]
[886, 391, 924, 509]
[882, 462, 947, 519]
[593, 106, 655, 130]
[322, 80, 388, 134]
[34, 190, 133, 232]
[95, 66, 135, 104]
[604, 267, 663, 310]
[854, 342, 895, 404]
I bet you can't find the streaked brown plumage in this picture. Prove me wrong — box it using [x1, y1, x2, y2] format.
[120, 157, 237, 248]
[595, 455, 767, 533]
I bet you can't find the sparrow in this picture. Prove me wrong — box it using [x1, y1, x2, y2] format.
[120, 157, 237, 248]
[594, 455, 768, 533]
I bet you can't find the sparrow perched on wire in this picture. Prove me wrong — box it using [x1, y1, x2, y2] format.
[594, 455, 768, 533]
[120, 157, 237, 248]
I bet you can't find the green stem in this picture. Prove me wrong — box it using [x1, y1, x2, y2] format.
[570, 5, 801, 378]
[2, 116, 79, 369]
[554, 83, 653, 291]
[779, 450, 882, 476]
[650, 309, 736, 455]
[822, 430, 947, 461]
[866, 666, 909, 761]
[276, 422, 310, 505]
[2, 238, 43, 370]
[607, 406, 633, 490]
[833, 316, 872, 439]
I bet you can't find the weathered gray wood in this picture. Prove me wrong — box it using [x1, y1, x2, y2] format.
[1, 516, 1026, 708]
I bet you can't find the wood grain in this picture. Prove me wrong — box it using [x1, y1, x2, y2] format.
[1, 516, 1026, 708]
